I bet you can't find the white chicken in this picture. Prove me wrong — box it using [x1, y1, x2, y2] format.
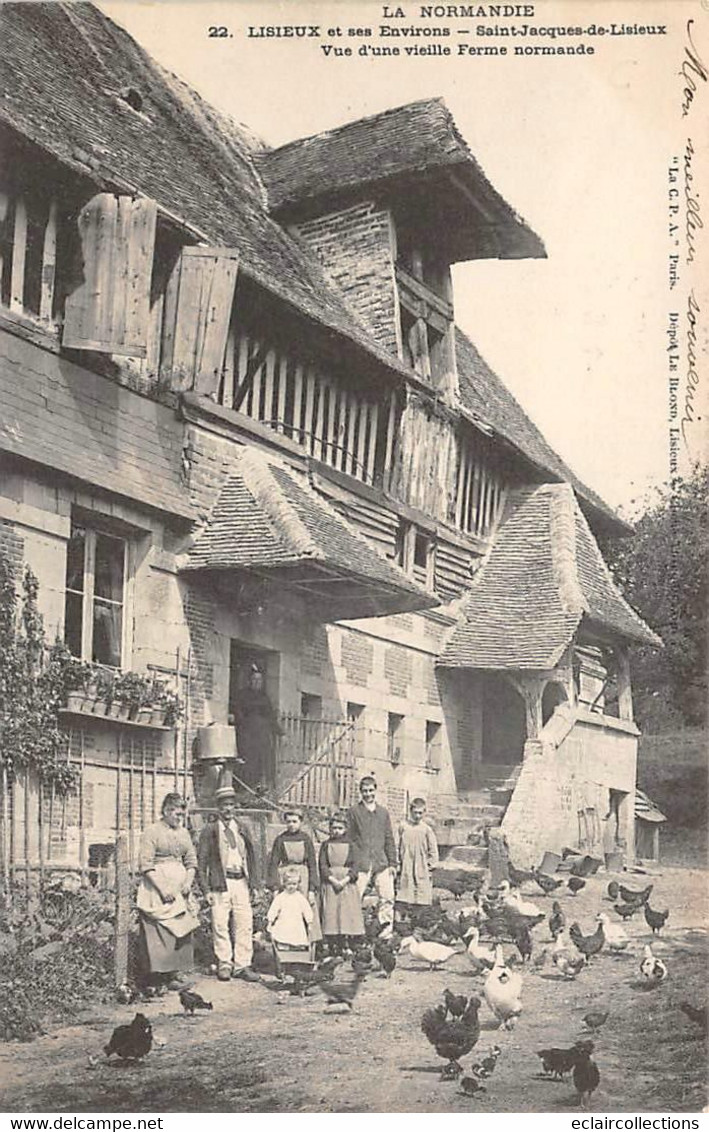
[399, 935, 458, 971]
[596, 913, 629, 953]
[498, 881, 542, 919]
[640, 944, 667, 985]
[551, 931, 586, 979]
[483, 944, 523, 1029]
[464, 927, 496, 972]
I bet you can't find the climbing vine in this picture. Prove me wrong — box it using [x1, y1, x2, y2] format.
[0, 553, 78, 792]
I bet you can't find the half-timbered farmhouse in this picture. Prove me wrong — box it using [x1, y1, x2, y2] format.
[0, 2, 659, 880]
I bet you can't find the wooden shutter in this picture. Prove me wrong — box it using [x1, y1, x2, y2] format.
[62, 194, 157, 356]
[167, 247, 239, 396]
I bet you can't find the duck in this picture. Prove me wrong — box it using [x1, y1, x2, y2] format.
[595, 913, 629, 953]
[483, 945, 523, 1029]
[464, 927, 496, 972]
[639, 944, 667, 986]
[400, 934, 458, 971]
[552, 932, 586, 979]
[498, 881, 542, 919]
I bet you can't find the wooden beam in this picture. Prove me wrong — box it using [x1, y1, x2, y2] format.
[39, 197, 58, 321]
[232, 341, 269, 411]
[10, 195, 27, 313]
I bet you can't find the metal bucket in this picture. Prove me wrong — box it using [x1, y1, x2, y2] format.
[604, 850, 624, 872]
[539, 851, 562, 875]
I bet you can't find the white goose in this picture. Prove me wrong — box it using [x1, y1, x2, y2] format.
[484, 944, 523, 1029]
[464, 927, 496, 972]
[499, 881, 542, 919]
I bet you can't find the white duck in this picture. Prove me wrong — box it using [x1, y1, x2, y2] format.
[640, 944, 668, 985]
[464, 927, 496, 972]
[498, 881, 542, 919]
[399, 934, 458, 971]
[484, 944, 523, 1029]
[596, 913, 629, 953]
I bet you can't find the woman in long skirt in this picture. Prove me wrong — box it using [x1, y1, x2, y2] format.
[136, 792, 197, 989]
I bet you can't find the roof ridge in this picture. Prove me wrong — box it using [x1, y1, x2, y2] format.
[239, 449, 322, 560]
[548, 483, 588, 618]
[262, 96, 449, 157]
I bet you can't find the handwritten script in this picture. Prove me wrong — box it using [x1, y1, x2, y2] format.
[679, 20, 708, 116]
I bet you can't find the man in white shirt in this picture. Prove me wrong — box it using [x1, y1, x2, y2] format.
[197, 785, 261, 981]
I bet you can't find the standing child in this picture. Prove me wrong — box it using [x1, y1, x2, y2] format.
[267, 867, 314, 981]
[319, 811, 364, 955]
[267, 807, 322, 950]
[397, 798, 439, 911]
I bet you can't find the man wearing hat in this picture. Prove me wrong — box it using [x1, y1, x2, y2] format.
[197, 785, 260, 981]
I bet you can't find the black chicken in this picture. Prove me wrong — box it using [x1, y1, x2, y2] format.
[352, 943, 374, 974]
[512, 921, 533, 962]
[572, 1040, 600, 1108]
[373, 938, 398, 979]
[534, 870, 563, 896]
[179, 989, 213, 1015]
[569, 921, 605, 962]
[644, 904, 669, 935]
[680, 1003, 708, 1036]
[582, 1010, 609, 1033]
[548, 901, 565, 941]
[537, 1046, 577, 1079]
[323, 971, 367, 1009]
[614, 901, 641, 920]
[567, 877, 586, 896]
[104, 1013, 153, 1061]
[443, 988, 468, 1018]
[508, 862, 536, 887]
[619, 882, 653, 905]
[421, 995, 481, 1073]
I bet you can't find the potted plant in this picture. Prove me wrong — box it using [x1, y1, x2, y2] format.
[154, 685, 182, 727]
[114, 671, 154, 720]
[93, 667, 116, 715]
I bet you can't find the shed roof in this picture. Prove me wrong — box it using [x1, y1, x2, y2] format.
[184, 449, 438, 621]
[635, 788, 667, 824]
[438, 482, 660, 670]
[257, 97, 545, 261]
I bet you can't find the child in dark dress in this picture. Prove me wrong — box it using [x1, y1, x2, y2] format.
[319, 811, 364, 956]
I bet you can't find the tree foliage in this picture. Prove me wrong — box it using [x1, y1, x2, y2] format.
[0, 553, 78, 791]
[604, 464, 708, 730]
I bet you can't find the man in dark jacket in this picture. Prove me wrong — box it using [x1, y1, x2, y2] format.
[197, 786, 260, 981]
[348, 776, 397, 939]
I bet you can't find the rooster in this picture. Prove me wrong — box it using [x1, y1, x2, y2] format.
[421, 995, 481, 1074]
[572, 1040, 600, 1109]
[104, 1013, 152, 1062]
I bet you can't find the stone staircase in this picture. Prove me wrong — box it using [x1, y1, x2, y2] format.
[436, 764, 522, 870]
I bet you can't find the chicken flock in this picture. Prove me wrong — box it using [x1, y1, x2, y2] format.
[95, 854, 703, 1112]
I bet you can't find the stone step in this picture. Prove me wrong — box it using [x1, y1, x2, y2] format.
[446, 844, 489, 867]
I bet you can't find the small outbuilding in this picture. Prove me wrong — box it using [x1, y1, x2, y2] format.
[634, 788, 667, 863]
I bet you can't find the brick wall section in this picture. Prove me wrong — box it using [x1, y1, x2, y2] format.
[301, 624, 329, 678]
[184, 589, 214, 722]
[340, 630, 374, 687]
[0, 520, 24, 576]
[424, 663, 441, 707]
[0, 331, 191, 519]
[294, 202, 399, 354]
[384, 644, 413, 698]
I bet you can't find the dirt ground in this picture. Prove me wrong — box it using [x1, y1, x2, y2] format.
[1, 866, 707, 1114]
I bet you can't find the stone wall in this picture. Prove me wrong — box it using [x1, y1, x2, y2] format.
[501, 708, 639, 867]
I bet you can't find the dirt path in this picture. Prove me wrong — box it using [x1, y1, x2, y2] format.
[1, 868, 707, 1113]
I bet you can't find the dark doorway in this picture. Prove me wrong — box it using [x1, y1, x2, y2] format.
[481, 675, 526, 764]
[542, 681, 568, 726]
[228, 642, 281, 788]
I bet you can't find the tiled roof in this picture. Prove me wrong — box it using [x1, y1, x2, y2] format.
[438, 483, 660, 669]
[0, 2, 411, 382]
[635, 788, 666, 823]
[184, 449, 437, 619]
[257, 98, 544, 260]
[455, 330, 626, 532]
